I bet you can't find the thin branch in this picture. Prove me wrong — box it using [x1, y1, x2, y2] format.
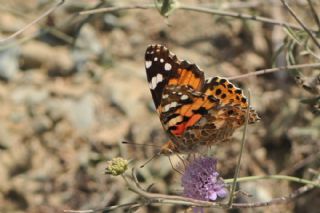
[64, 202, 141, 213]
[280, 153, 320, 175]
[0, 0, 65, 44]
[280, 0, 320, 49]
[177, 5, 315, 32]
[231, 183, 316, 208]
[78, 3, 317, 33]
[307, 0, 320, 32]
[227, 63, 320, 80]
[225, 175, 320, 187]
[78, 4, 154, 15]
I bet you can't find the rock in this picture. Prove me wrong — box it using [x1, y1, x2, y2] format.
[0, 44, 19, 80]
[11, 86, 49, 105]
[20, 41, 74, 75]
[73, 25, 103, 73]
[67, 94, 97, 133]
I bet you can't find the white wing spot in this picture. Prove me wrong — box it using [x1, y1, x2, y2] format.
[170, 102, 178, 108]
[149, 74, 163, 90]
[162, 94, 169, 99]
[181, 95, 189, 100]
[156, 73, 163, 83]
[151, 76, 157, 89]
[164, 63, 172, 71]
[163, 104, 170, 112]
[154, 57, 158, 61]
[145, 61, 152, 69]
[160, 58, 164, 63]
[163, 101, 179, 112]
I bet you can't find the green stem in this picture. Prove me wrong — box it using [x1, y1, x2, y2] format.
[227, 90, 251, 207]
[224, 175, 320, 187]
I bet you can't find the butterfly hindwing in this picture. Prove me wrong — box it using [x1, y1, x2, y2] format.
[202, 77, 260, 124]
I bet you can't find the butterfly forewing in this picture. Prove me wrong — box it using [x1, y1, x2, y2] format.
[145, 45, 180, 110]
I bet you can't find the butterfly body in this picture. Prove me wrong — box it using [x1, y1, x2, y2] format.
[145, 44, 260, 155]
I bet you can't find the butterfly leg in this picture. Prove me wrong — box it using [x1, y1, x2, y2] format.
[176, 153, 187, 170]
[168, 155, 183, 174]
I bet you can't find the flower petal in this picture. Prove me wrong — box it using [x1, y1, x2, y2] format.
[217, 188, 228, 198]
[209, 192, 217, 201]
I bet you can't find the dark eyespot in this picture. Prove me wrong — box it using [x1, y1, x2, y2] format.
[215, 89, 222, 95]
[220, 79, 226, 84]
[235, 89, 242, 94]
[236, 96, 240, 100]
[227, 84, 234, 89]
[228, 89, 233, 94]
[241, 97, 247, 103]
[221, 93, 227, 99]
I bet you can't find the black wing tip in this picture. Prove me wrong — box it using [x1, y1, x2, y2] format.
[146, 44, 167, 51]
[145, 44, 169, 59]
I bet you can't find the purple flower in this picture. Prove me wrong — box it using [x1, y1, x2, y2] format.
[181, 157, 228, 203]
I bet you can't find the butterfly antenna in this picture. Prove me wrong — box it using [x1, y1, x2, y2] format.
[122, 141, 161, 148]
[140, 152, 161, 168]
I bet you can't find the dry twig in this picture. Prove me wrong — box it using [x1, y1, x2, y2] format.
[306, 0, 320, 31]
[228, 63, 320, 80]
[280, 0, 320, 49]
[0, 0, 65, 44]
[79, 3, 317, 33]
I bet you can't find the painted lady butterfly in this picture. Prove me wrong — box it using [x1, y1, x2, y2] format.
[145, 44, 260, 155]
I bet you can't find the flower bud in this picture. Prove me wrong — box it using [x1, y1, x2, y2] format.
[105, 157, 128, 176]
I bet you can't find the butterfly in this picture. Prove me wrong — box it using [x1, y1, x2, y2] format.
[145, 44, 260, 155]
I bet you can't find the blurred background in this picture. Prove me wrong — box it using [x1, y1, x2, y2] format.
[0, 0, 319, 212]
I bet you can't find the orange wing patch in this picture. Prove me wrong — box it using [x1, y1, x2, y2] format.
[168, 68, 203, 91]
[168, 94, 218, 136]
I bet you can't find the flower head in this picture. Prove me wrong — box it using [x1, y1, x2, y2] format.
[181, 157, 228, 202]
[105, 157, 128, 176]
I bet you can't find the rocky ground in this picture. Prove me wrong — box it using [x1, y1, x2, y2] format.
[0, 0, 319, 213]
